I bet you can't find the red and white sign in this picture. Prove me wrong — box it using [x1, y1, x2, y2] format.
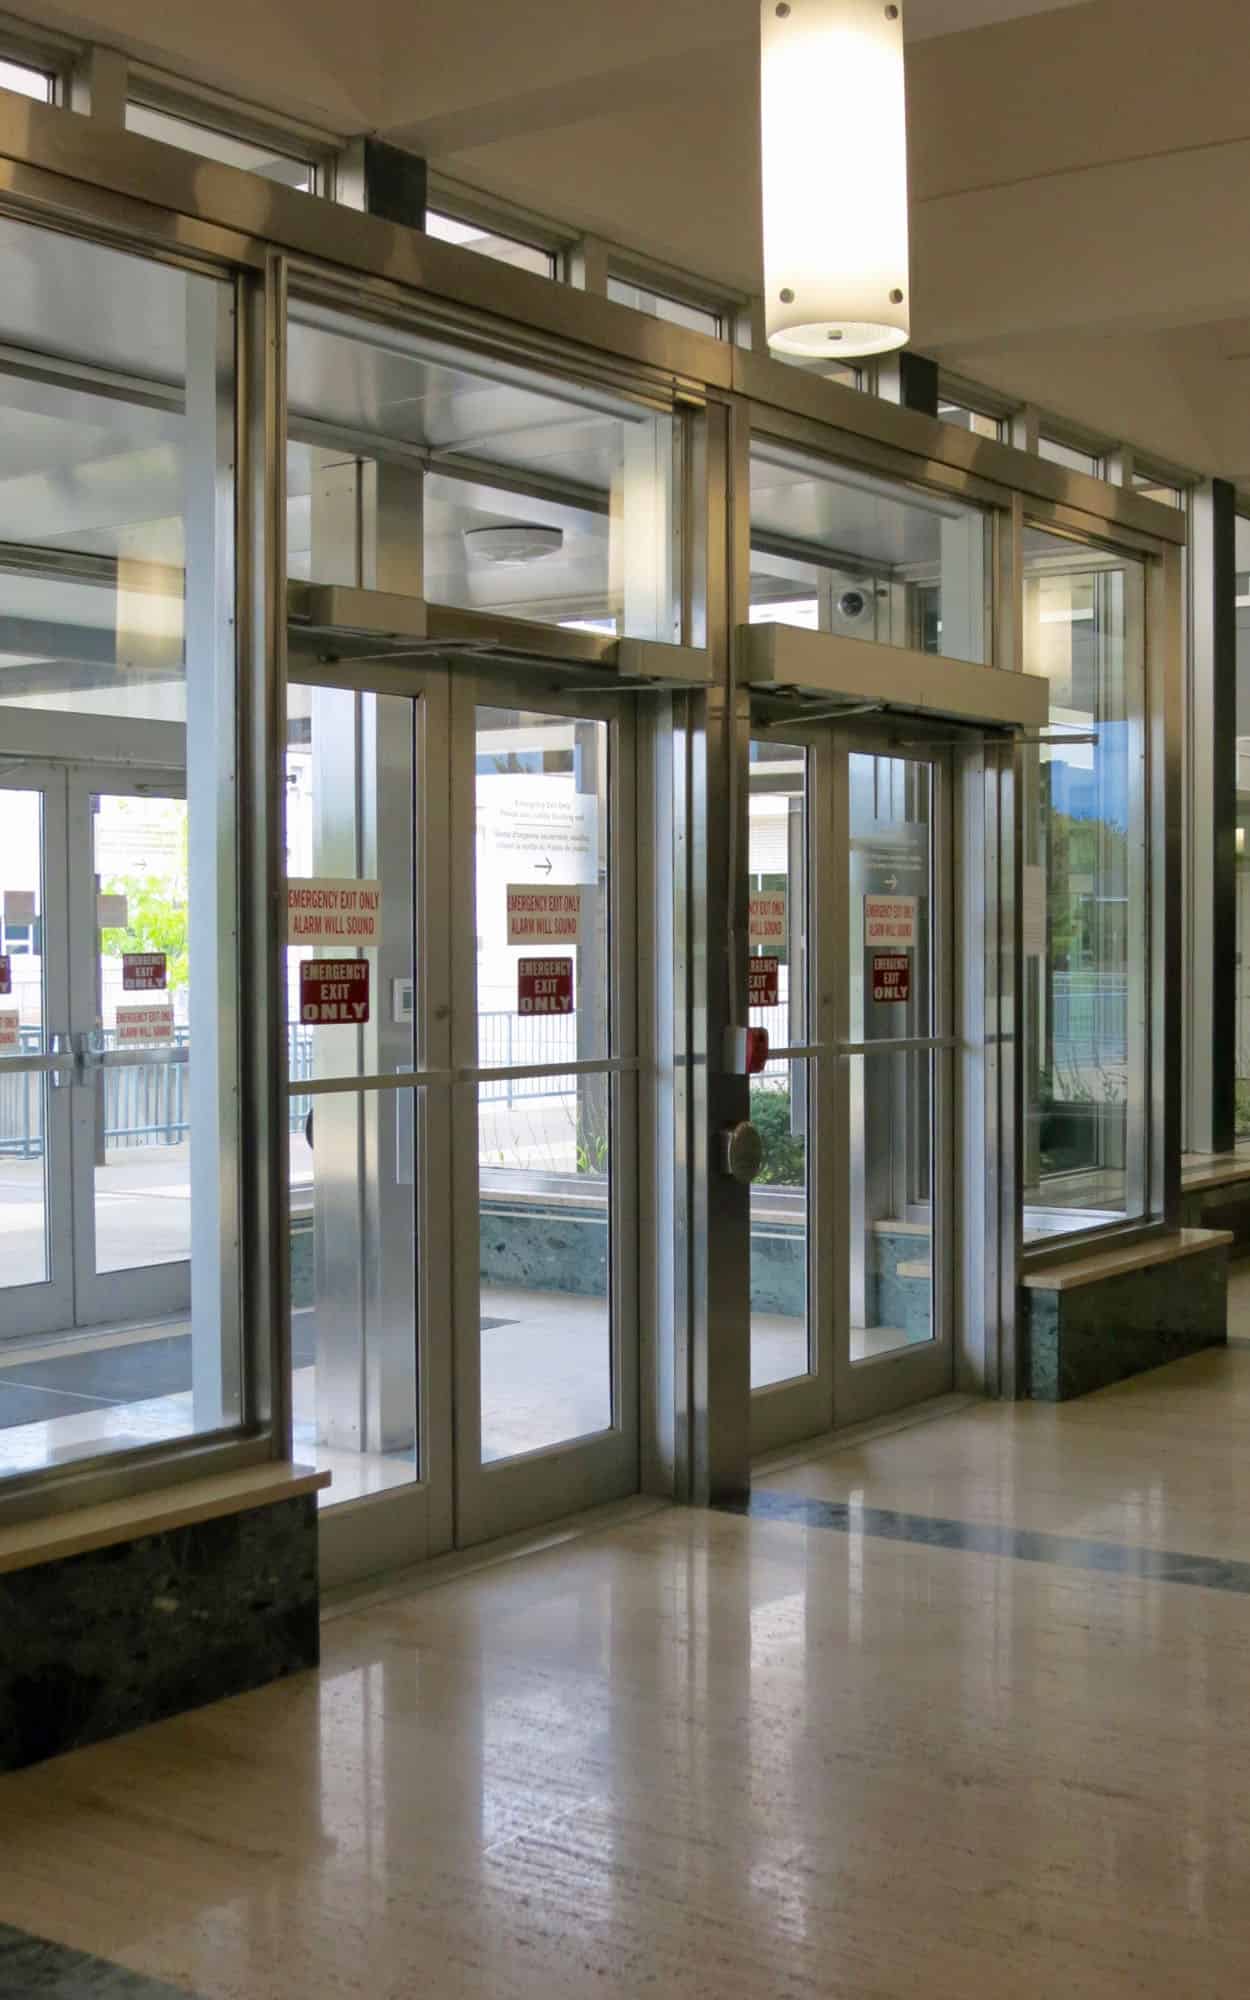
[864, 894, 917, 948]
[299, 959, 370, 1026]
[0, 1008, 18, 1051]
[287, 878, 382, 948]
[517, 957, 574, 1015]
[0, 955, 10, 996]
[749, 889, 787, 949]
[115, 1003, 175, 1045]
[506, 885, 584, 947]
[748, 955, 780, 1007]
[871, 953, 911, 1004]
[122, 952, 167, 992]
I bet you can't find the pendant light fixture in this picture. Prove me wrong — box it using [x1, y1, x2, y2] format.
[760, 0, 910, 359]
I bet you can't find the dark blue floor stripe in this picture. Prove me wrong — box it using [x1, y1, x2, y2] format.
[722, 1490, 1250, 1595]
[0, 1921, 197, 1997]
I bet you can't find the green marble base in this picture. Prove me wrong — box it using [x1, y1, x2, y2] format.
[1026, 1246, 1229, 1402]
[0, 1493, 319, 1773]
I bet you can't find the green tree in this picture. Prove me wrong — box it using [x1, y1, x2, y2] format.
[101, 877, 189, 993]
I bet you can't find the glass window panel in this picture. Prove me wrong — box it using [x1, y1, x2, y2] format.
[938, 400, 1004, 442]
[749, 442, 989, 662]
[1039, 434, 1101, 477]
[426, 210, 555, 279]
[847, 1050, 935, 1360]
[475, 705, 613, 1460]
[607, 277, 722, 338]
[0, 216, 242, 1480]
[125, 101, 316, 189]
[92, 791, 189, 1275]
[749, 738, 809, 1390]
[1022, 526, 1146, 1237]
[849, 751, 932, 1042]
[477, 1086, 612, 1460]
[475, 708, 609, 1062]
[0, 58, 52, 101]
[287, 300, 678, 640]
[1132, 473, 1183, 508]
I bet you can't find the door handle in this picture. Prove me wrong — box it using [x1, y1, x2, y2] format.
[47, 1030, 78, 1089]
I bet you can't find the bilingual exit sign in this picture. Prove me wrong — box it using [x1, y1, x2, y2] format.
[299, 959, 370, 1025]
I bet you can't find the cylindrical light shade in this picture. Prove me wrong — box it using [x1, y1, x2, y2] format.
[760, 0, 910, 359]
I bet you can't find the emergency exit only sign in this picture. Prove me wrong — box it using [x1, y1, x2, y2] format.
[518, 958, 573, 1015]
[300, 960, 370, 1025]
[871, 953, 910, 1004]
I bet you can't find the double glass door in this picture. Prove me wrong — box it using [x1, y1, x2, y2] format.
[748, 721, 956, 1452]
[0, 761, 189, 1344]
[288, 658, 638, 1564]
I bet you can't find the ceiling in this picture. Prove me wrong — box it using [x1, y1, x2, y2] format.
[22, 0, 1250, 484]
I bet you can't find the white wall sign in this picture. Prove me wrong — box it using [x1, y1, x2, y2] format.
[749, 889, 787, 949]
[3, 890, 35, 926]
[0, 1008, 18, 1051]
[97, 893, 129, 929]
[506, 885, 584, 946]
[864, 894, 917, 948]
[115, 1003, 175, 1046]
[287, 878, 382, 948]
[485, 792, 597, 884]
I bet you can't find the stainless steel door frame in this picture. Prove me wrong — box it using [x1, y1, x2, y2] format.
[65, 764, 191, 1330]
[449, 666, 641, 1548]
[748, 729, 837, 1457]
[297, 662, 458, 1587]
[746, 711, 960, 1449]
[831, 724, 956, 1427]
[0, 762, 74, 1341]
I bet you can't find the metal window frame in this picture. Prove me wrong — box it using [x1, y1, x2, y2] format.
[0, 114, 1191, 1538]
[0, 13, 75, 106]
[604, 253, 751, 344]
[124, 68, 339, 195]
[0, 203, 285, 1526]
[1016, 504, 1182, 1267]
[424, 172, 576, 272]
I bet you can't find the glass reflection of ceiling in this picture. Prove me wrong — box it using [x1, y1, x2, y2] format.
[287, 305, 630, 495]
[0, 215, 186, 381]
[751, 447, 969, 570]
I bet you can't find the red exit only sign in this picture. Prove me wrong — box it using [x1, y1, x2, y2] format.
[299, 959, 370, 1025]
[517, 957, 574, 1015]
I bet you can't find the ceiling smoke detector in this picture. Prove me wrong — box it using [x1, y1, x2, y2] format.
[465, 525, 563, 566]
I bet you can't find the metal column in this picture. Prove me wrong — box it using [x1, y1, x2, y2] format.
[185, 273, 242, 1429]
[1187, 478, 1236, 1154]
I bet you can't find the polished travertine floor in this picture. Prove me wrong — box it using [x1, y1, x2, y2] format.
[6, 1290, 1250, 1994]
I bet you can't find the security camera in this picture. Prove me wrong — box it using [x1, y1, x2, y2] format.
[837, 587, 870, 622]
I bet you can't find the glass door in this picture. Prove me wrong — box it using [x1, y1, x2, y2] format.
[68, 769, 190, 1329]
[450, 679, 639, 1548]
[0, 767, 73, 1341]
[748, 720, 956, 1450]
[834, 734, 955, 1426]
[0, 763, 189, 1344]
[288, 657, 640, 1567]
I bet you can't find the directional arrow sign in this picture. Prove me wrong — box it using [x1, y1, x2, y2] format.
[535, 856, 553, 876]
